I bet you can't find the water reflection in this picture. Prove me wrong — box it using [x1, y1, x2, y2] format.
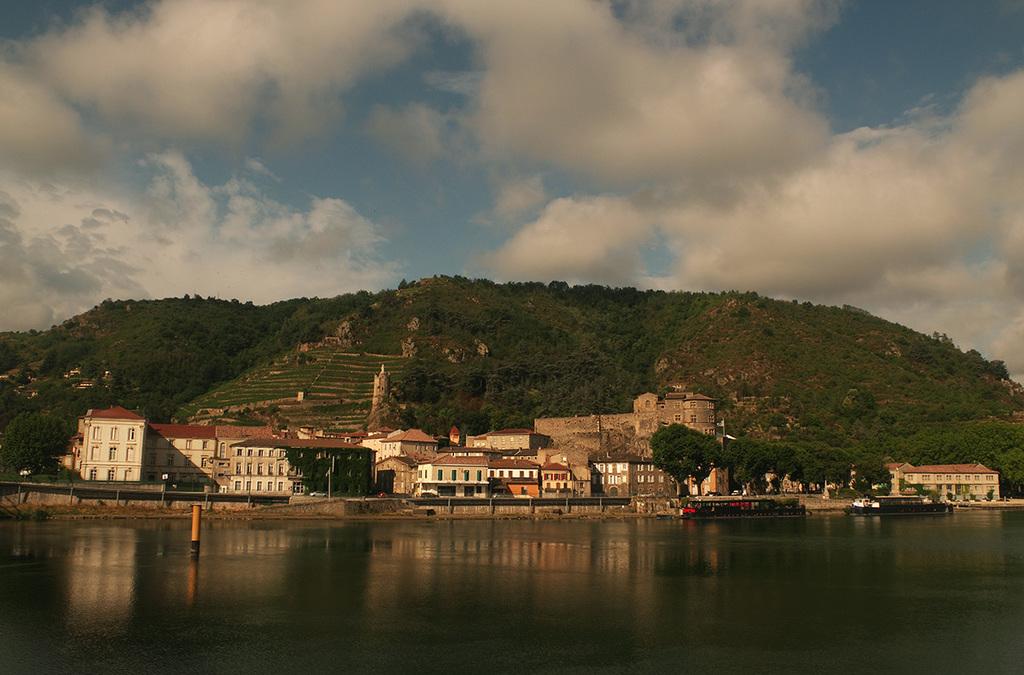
[2, 512, 1024, 673]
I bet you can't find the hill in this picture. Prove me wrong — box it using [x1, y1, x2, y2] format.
[1, 277, 1021, 448]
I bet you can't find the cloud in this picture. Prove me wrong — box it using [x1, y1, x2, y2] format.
[26, 0, 428, 148]
[483, 62, 1024, 376]
[441, 0, 831, 187]
[482, 195, 654, 285]
[0, 153, 396, 331]
[489, 173, 547, 223]
[0, 62, 109, 176]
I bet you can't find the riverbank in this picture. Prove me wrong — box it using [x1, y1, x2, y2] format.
[6, 494, 1024, 521]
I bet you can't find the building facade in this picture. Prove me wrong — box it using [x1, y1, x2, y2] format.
[890, 463, 1001, 500]
[75, 406, 147, 482]
[417, 455, 490, 497]
[468, 429, 551, 453]
[489, 458, 540, 497]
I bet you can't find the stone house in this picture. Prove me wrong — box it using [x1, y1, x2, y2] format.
[375, 455, 419, 495]
[467, 429, 551, 452]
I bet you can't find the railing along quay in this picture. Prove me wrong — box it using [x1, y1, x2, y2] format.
[0, 481, 290, 508]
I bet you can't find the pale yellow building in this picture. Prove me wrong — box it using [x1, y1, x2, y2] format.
[890, 463, 1000, 500]
[76, 406, 147, 482]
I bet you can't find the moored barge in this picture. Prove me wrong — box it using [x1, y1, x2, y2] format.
[849, 496, 952, 516]
[681, 497, 806, 519]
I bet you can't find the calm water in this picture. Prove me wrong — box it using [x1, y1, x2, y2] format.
[2, 512, 1024, 674]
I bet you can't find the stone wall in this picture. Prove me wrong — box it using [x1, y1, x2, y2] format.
[534, 412, 665, 459]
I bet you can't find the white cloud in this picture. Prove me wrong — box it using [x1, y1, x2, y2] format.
[0, 153, 396, 331]
[483, 195, 654, 285]
[26, 0, 428, 148]
[489, 173, 547, 223]
[0, 63, 108, 176]
[441, 0, 830, 186]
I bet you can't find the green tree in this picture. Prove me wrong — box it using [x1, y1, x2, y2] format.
[852, 453, 891, 494]
[0, 412, 72, 473]
[724, 437, 774, 494]
[651, 424, 724, 496]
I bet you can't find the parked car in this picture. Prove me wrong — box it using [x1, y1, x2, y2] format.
[309, 491, 327, 497]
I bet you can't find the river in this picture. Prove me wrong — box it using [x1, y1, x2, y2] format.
[2, 512, 1023, 674]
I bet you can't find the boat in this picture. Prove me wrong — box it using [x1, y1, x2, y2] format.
[849, 495, 952, 516]
[680, 497, 806, 519]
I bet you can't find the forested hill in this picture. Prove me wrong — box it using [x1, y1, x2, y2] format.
[1, 276, 1021, 449]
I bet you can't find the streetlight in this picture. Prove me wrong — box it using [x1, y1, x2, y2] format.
[327, 454, 336, 499]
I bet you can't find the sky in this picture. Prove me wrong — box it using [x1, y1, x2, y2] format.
[3, 1, 1024, 377]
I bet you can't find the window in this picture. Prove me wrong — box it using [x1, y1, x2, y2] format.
[235, 463, 241, 474]
[107, 469, 115, 481]
[89, 469, 97, 480]
[236, 448, 242, 456]
[108, 447, 117, 460]
[246, 463, 252, 475]
[437, 469, 443, 480]
[202, 441, 208, 450]
[234, 481, 241, 491]
[451, 469, 457, 480]
[90, 446, 97, 460]
[149, 453, 156, 465]
[463, 470, 470, 481]
[257, 481, 262, 491]
[110, 427, 118, 440]
[124, 469, 132, 481]
[92, 427, 101, 440]
[128, 428, 135, 441]
[247, 448, 253, 457]
[167, 455, 174, 466]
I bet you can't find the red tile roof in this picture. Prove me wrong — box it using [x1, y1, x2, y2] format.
[429, 454, 490, 466]
[902, 463, 998, 474]
[149, 423, 216, 438]
[86, 406, 143, 420]
[489, 458, 540, 469]
[216, 426, 276, 439]
[387, 429, 437, 444]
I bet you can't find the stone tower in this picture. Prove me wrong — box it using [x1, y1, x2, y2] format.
[368, 364, 390, 429]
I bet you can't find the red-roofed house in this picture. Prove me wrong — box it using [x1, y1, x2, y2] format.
[378, 429, 439, 461]
[541, 461, 572, 496]
[145, 423, 218, 485]
[488, 458, 540, 497]
[76, 406, 147, 482]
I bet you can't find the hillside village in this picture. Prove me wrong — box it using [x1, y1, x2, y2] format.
[65, 365, 1002, 503]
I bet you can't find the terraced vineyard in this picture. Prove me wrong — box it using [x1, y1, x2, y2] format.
[182, 349, 408, 432]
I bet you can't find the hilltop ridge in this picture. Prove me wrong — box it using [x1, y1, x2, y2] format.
[1, 277, 1021, 448]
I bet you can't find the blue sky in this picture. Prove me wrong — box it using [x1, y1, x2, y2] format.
[3, 1, 1024, 378]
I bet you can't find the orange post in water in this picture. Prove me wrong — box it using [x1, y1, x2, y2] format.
[190, 504, 201, 557]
